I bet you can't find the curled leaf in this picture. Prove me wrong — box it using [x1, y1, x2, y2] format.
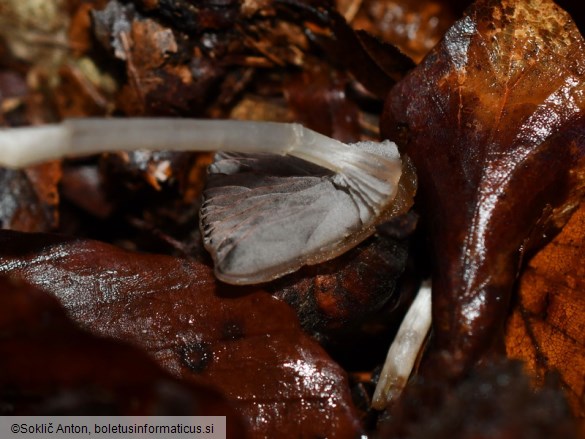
[382, 0, 585, 376]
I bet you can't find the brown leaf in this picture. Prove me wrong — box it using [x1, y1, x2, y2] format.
[60, 164, 114, 219]
[382, 0, 585, 378]
[0, 276, 242, 427]
[506, 202, 585, 420]
[0, 231, 363, 438]
[268, 235, 408, 333]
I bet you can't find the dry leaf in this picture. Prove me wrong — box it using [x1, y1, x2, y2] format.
[507, 202, 585, 420]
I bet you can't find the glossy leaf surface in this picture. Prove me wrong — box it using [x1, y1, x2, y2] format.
[382, 0, 585, 376]
[0, 231, 362, 437]
[0, 276, 241, 426]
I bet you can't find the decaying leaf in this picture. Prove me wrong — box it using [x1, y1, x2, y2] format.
[0, 276, 242, 429]
[0, 231, 363, 438]
[0, 162, 61, 232]
[267, 233, 409, 333]
[378, 359, 578, 438]
[506, 202, 585, 420]
[92, 0, 223, 116]
[382, 0, 585, 377]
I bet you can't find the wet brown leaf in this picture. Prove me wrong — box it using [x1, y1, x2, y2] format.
[0, 276, 242, 429]
[382, 0, 585, 378]
[60, 164, 114, 220]
[507, 202, 585, 420]
[0, 231, 363, 438]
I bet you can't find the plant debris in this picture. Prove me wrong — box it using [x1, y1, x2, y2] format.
[0, 0, 584, 436]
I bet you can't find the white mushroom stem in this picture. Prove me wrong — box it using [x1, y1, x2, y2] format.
[0, 118, 400, 210]
[372, 281, 432, 410]
[0, 118, 355, 169]
[0, 118, 347, 169]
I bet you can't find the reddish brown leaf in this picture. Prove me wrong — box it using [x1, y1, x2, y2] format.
[60, 164, 114, 219]
[0, 231, 363, 438]
[506, 202, 585, 421]
[0, 276, 242, 429]
[268, 235, 408, 333]
[382, 0, 585, 378]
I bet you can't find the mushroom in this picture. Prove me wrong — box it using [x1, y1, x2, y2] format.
[0, 116, 426, 407]
[0, 117, 414, 284]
